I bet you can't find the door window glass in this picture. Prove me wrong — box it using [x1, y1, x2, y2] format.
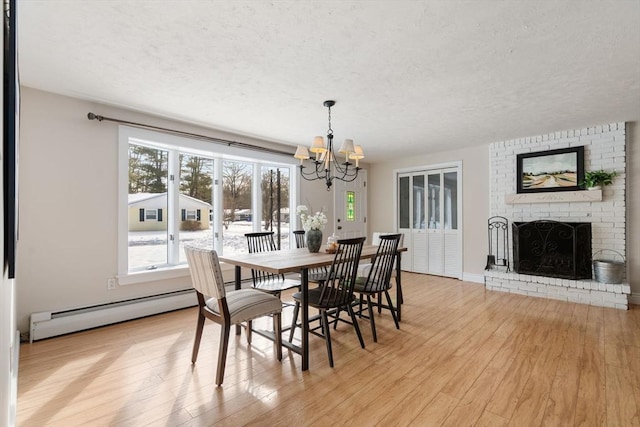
[412, 175, 425, 229]
[399, 176, 410, 228]
[427, 174, 440, 229]
[444, 171, 458, 230]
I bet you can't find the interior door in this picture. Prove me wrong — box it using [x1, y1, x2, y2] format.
[397, 165, 461, 278]
[334, 170, 367, 239]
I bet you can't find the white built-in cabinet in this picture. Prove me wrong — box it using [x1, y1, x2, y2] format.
[397, 164, 462, 278]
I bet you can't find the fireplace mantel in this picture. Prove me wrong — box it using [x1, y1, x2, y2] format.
[505, 190, 602, 204]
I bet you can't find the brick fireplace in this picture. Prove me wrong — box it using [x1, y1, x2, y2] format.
[484, 123, 629, 309]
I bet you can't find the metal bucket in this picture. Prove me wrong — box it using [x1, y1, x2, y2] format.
[593, 250, 625, 284]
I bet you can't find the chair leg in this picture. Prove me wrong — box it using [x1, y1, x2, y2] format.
[366, 295, 377, 343]
[320, 310, 334, 368]
[346, 304, 365, 349]
[274, 312, 282, 361]
[216, 323, 231, 386]
[385, 290, 400, 329]
[246, 320, 252, 344]
[288, 301, 300, 342]
[377, 292, 383, 314]
[191, 311, 206, 363]
[333, 307, 341, 330]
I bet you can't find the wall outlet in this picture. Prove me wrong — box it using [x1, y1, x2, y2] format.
[107, 278, 117, 290]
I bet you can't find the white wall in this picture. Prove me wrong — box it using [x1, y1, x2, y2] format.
[486, 123, 629, 308]
[368, 144, 490, 279]
[490, 123, 627, 256]
[628, 122, 640, 302]
[16, 87, 315, 333]
[15, 86, 640, 339]
[369, 122, 640, 300]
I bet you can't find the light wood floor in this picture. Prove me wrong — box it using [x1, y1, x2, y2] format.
[17, 273, 640, 426]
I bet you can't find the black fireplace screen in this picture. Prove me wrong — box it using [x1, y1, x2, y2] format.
[513, 220, 592, 280]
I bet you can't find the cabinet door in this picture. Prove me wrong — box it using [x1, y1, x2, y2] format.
[411, 174, 427, 273]
[443, 171, 461, 277]
[427, 172, 443, 274]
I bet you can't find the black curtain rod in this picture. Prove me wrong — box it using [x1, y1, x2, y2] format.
[86, 112, 295, 157]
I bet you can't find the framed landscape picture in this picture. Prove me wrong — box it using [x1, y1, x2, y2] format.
[516, 146, 584, 193]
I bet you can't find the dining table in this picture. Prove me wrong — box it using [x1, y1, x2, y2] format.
[218, 244, 405, 371]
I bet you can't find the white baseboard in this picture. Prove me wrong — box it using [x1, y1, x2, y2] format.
[462, 273, 485, 284]
[10, 330, 19, 426]
[30, 289, 196, 342]
[629, 293, 640, 306]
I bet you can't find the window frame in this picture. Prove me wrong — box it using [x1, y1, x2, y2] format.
[118, 125, 300, 285]
[145, 209, 158, 221]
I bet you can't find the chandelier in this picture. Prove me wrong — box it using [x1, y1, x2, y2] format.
[294, 100, 364, 190]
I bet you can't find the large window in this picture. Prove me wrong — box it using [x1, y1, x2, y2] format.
[119, 126, 298, 282]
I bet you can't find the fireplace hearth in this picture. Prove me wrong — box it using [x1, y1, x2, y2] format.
[513, 220, 592, 280]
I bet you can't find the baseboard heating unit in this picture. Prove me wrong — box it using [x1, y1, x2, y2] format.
[29, 289, 196, 342]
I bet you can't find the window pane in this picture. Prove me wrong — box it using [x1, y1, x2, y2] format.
[222, 161, 253, 255]
[444, 171, 458, 230]
[412, 175, 425, 229]
[428, 173, 440, 229]
[128, 144, 168, 270]
[346, 191, 355, 221]
[145, 209, 157, 220]
[261, 166, 291, 249]
[179, 154, 213, 264]
[399, 176, 410, 228]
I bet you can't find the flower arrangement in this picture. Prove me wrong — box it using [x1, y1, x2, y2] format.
[296, 205, 327, 232]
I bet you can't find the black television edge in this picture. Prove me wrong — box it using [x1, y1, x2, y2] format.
[4, 0, 19, 279]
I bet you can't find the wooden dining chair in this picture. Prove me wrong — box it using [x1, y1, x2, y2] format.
[288, 237, 366, 367]
[293, 230, 306, 249]
[356, 232, 405, 314]
[184, 246, 282, 386]
[350, 234, 402, 342]
[245, 232, 301, 295]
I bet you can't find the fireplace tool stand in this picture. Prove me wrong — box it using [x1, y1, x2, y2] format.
[486, 216, 510, 271]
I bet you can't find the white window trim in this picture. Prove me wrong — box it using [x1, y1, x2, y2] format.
[118, 125, 300, 284]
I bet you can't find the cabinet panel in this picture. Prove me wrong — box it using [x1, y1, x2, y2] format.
[412, 231, 428, 273]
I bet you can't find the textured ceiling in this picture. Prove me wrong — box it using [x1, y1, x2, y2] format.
[17, 0, 640, 162]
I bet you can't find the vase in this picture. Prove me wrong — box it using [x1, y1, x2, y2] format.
[306, 229, 323, 253]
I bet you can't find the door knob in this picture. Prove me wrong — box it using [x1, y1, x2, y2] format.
[337, 226, 342, 230]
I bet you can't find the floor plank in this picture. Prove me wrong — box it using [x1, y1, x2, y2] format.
[16, 273, 640, 426]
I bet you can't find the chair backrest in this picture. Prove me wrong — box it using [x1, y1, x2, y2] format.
[184, 246, 226, 300]
[246, 231, 277, 253]
[293, 230, 306, 248]
[363, 234, 402, 293]
[318, 237, 366, 306]
[245, 231, 284, 283]
[372, 231, 404, 247]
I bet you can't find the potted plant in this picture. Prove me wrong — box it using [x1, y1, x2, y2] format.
[581, 169, 618, 190]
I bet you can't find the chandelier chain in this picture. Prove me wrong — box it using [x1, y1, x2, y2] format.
[327, 105, 333, 136]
